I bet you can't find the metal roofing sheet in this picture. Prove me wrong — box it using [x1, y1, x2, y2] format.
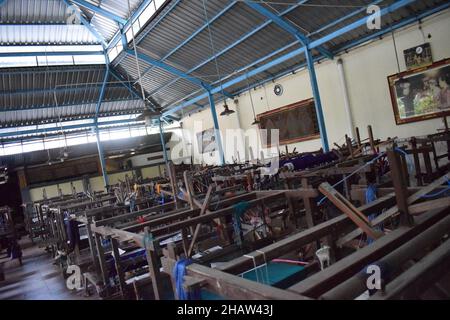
[0, 64, 144, 126]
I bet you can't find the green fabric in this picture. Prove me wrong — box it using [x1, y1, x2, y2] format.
[231, 201, 250, 247]
[200, 262, 306, 300]
[232, 201, 250, 216]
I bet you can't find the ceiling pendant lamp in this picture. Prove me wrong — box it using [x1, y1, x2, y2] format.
[220, 103, 235, 116]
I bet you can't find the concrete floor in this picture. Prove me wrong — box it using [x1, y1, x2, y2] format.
[0, 238, 92, 300]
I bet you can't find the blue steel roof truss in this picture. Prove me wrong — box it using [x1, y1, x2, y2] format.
[0, 0, 449, 141]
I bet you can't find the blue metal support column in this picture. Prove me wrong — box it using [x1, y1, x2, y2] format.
[304, 45, 329, 152]
[95, 58, 111, 188]
[206, 89, 225, 166]
[95, 126, 109, 189]
[158, 119, 169, 165]
[69, 0, 128, 25]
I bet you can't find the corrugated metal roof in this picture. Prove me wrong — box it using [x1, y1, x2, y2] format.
[0, 99, 143, 125]
[0, 64, 144, 126]
[0, 0, 67, 23]
[80, 0, 144, 42]
[112, 0, 449, 117]
[1, 0, 448, 136]
[0, 24, 98, 44]
[0, 0, 102, 44]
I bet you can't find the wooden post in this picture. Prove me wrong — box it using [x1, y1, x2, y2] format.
[93, 233, 109, 296]
[168, 161, 180, 209]
[85, 217, 99, 272]
[443, 117, 450, 160]
[410, 137, 422, 186]
[355, 127, 362, 148]
[181, 228, 189, 257]
[346, 135, 353, 159]
[319, 183, 382, 240]
[420, 142, 433, 183]
[110, 237, 127, 298]
[386, 149, 414, 227]
[183, 171, 195, 210]
[301, 179, 316, 229]
[368, 125, 376, 155]
[143, 227, 164, 300]
[188, 185, 214, 257]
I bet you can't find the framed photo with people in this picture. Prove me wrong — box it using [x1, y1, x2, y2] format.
[388, 58, 450, 125]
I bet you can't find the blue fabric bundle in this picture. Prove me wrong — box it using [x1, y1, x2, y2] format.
[366, 184, 384, 245]
[232, 201, 250, 247]
[173, 259, 201, 300]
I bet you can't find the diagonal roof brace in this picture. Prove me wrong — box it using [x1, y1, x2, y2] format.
[244, 1, 334, 60]
[125, 49, 233, 99]
[69, 0, 128, 25]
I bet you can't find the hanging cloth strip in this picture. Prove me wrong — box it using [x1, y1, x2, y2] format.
[242, 251, 270, 285]
[231, 201, 250, 247]
[256, 250, 270, 285]
[365, 184, 384, 245]
[173, 259, 201, 300]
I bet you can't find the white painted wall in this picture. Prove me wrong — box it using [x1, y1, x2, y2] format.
[173, 10, 450, 163]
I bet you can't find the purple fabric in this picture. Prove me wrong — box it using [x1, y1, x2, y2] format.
[280, 152, 338, 171]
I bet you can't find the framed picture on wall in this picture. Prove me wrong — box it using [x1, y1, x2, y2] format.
[388, 58, 450, 125]
[196, 128, 217, 154]
[257, 98, 320, 147]
[403, 43, 433, 70]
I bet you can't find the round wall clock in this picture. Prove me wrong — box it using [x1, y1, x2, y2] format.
[274, 84, 284, 96]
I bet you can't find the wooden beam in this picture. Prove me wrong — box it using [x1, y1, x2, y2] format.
[289, 206, 450, 298]
[371, 172, 450, 226]
[93, 233, 109, 296]
[217, 215, 352, 275]
[147, 192, 284, 237]
[386, 150, 413, 226]
[186, 264, 310, 300]
[220, 192, 399, 275]
[188, 185, 214, 257]
[370, 239, 450, 300]
[94, 202, 176, 226]
[110, 237, 127, 298]
[121, 208, 199, 233]
[92, 225, 144, 247]
[409, 197, 450, 215]
[144, 227, 164, 300]
[319, 183, 382, 240]
[342, 172, 450, 244]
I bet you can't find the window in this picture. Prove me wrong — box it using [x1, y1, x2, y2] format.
[66, 135, 88, 147]
[73, 55, 106, 65]
[3, 143, 23, 155]
[37, 55, 74, 67]
[154, 0, 166, 9]
[22, 140, 45, 153]
[44, 137, 65, 150]
[0, 56, 37, 68]
[139, 2, 156, 27]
